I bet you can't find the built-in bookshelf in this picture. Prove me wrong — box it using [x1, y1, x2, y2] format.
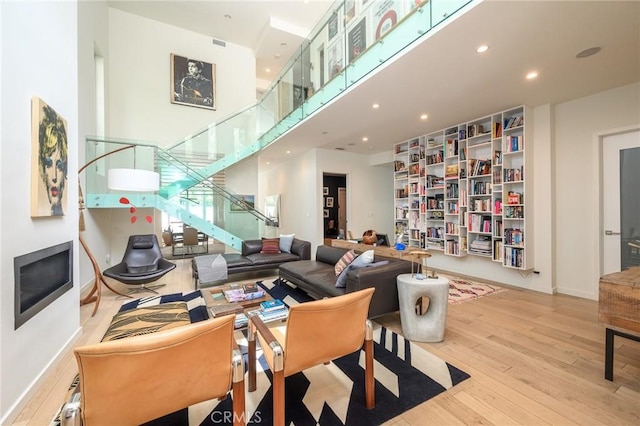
[393, 105, 532, 270]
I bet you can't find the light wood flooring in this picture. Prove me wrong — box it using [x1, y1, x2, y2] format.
[12, 259, 640, 425]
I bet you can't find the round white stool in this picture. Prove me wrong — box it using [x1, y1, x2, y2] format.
[396, 273, 449, 342]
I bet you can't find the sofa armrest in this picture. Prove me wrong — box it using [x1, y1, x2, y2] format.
[345, 259, 412, 318]
[242, 240, 263, 256]
[291, 238, 311, 260]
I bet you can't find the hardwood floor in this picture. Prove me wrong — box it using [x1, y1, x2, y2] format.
[12, 259, 640, 425]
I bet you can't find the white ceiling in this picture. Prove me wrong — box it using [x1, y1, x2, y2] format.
[109, 0, 640, 166]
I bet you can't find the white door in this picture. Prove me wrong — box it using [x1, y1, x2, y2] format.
[602, 130, 640, 275]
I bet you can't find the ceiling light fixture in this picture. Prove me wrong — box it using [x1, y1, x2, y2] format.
[576, 46, 601, 58]
[420, 114, 428, 120]
[476, 45, 489, 53]
[266, 68, 271, 73]
[362, 137, 369, 142]
[526, 71, 539, 80]
[280, 42, 287, 47]
[372, 103, 380, 109]
[286, 150, 291, 154]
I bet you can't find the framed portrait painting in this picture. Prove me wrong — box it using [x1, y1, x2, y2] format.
[170, 54, 216, 110]
[31, 97, 68, 217]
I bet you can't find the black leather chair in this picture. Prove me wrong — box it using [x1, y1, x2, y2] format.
[104, 234, 176, 295]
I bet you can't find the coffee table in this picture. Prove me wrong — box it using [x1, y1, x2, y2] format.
[202, 283, 283, 329]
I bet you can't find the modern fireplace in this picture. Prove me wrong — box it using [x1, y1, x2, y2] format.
[14, 241, 73, 329]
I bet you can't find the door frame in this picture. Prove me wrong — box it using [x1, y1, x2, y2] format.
[593, 124, 640, 296]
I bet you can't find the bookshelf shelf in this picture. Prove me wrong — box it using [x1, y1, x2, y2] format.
[393, 105, 532, 269]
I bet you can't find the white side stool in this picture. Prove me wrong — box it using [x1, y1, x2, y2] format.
[397, 273, 449, 342]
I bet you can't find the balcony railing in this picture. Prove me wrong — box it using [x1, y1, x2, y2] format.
[82, 0, 473, 246]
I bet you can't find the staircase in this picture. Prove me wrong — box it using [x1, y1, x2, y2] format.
[82, 0, 473, 249]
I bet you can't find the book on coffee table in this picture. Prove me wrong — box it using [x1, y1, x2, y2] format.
[209, 303, 243, 317]
[260, 299, 285, 312]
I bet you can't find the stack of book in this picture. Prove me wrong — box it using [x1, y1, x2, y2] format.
[249, 299, 288, 323]
[223, 283, 265, 302]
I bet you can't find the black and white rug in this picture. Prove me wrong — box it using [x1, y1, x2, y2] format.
[202, 325, 470, 425]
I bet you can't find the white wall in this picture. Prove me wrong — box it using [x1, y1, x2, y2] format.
[555, 82, 640, 299]
[258, 148, 394, 252]
[0, 1, 79, 422]
[108, 8, 256, 147]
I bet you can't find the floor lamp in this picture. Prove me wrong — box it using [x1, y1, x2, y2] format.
[79, 144, 160, 316]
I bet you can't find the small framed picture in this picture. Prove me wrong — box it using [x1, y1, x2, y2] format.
[326, 197, 334, 208]
[323, 187, 329, 195]
[324, 209, 329, 218]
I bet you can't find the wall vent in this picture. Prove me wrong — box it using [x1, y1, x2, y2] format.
[212, 38, 227, 47]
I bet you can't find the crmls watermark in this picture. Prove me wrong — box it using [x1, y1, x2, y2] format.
[210, 410, 262, 424]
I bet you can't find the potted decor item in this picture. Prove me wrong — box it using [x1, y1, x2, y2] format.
[362, 229, 377, 245]
[162, 227, 173, 247]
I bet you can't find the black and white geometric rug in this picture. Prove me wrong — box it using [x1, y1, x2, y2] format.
[200, 325, 470, 425]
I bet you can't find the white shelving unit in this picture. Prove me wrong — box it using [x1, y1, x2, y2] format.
[392, 105, 533, 270]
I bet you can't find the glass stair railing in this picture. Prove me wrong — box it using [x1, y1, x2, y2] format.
[83, 137, 275, 250]
[83, 0, 474, 248]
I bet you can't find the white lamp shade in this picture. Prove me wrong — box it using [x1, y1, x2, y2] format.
[108, 168, 160, 192]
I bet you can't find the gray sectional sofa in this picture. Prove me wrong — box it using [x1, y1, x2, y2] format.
[193, 238, 311, 288]
[279, 245, 413, 318]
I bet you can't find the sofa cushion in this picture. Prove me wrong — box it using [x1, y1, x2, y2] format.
[334, 249, 357, 275]
[279, 233, 295, 253]
[246, 252, 299, 265]
[279, 259, 334, 282]
[261, 238, 281, 254]
[221, 253, 253, 268]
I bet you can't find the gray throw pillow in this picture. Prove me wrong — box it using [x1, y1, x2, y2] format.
[279, 234, 295, 253]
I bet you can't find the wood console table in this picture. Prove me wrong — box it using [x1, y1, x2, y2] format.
[598, 266, 640, 380]
[330, 240, 410, 260]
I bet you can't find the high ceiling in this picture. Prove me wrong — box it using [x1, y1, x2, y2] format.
[109, 1, 640, 167]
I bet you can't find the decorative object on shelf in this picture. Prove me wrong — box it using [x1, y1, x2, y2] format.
[362, 229, 377, 245]
[170, 53, 216, 110]
[323, 186, 329, 195]
[31, 97, 68, 217]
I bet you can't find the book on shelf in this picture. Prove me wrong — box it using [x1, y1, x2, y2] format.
[260, 299, 286, 312]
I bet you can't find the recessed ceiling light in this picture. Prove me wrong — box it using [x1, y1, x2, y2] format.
[420, 114, 428, 120]
[576, 46, 601, 58]
[372, 103, 380, 109]
[224, 14, 232, 19]
[362, 137, 369, 142]
[369, 146, 374, 150]
[348, 142, 356, 146]
[526, 71, 538, 80]
[476, 45, 489, 53]
[322, 131, 328, 135]
[286, 150, 291, 154]
[265, 68, 271, 73]
[280, 42, 287, 47]
[274, 54, 281, 59]
[266, 161, 270, 165]
[335, 147, 345, 151]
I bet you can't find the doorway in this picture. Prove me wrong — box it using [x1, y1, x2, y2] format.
[602, 129, 640, 275]
[323, 173, 346, 238]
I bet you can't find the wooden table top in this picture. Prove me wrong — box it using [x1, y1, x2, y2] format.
[599, 266, 640, 288]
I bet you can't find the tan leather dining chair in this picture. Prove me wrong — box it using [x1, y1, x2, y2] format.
[63, 316, 245, 426]
[247, 288, 375, 426]
[182, 226, 200, 255]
